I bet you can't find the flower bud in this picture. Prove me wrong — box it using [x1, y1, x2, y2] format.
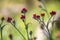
[7, 17, 12, 22]
[1, 17, 5, 21]
[21, 8, 27, 13]
[50, 11, 56, 16]
[20, 15, 25, 19]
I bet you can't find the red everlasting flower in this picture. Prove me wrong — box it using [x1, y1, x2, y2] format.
[21, 8, 27, 13]
[1, 17, 5, 21]
[37, 15, 40, 19]
[7, 17, 12, 22]
[20, 15, 25, 19]
[33, 14, 37, 19]
[50, 11, 56, 16]
[41, 13, 45, 16]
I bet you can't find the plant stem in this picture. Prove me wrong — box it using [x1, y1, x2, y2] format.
[48, 31, 53, 40]
[1, 28, 3, 40]
[26, 29, 29, 40]
[11, 23, 26, 40]
[14, 26, 26, 40]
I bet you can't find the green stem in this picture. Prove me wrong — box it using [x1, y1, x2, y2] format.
[46, 16, 53, 28]
[1, 28, 3, 40]
[14, 27, 26, 40]
[11, 23, 26, 40]
[48, 30, 53, 40]
[26, 29, 29, 40]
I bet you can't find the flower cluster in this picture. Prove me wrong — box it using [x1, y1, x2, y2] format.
[33, 13, 45, 22]
[33, 14, 40, 19]
[0, 7, 56, 40]
[33, 11, 56, 21]
[20, 8, 27, 21]
[33, 11, 56, 40]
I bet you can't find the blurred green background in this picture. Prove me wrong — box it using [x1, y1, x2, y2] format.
[0, 0, 60, 40]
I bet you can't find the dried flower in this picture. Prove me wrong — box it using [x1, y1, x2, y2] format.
[29, 31, 32, 35]
[1, 17, 5, 21]
[20, 15, 25, 19]
[34, 37, 37, 40]
[50, 11, 56, 16]
[21, 8, 27, 13]
[9, 34, 13, 40]
[41, 23, 44, 29]
[41, 13, 45, 17]
[13, 20, 15, 24]
[7, 17, 12, 22]
[38, 5, 42, 8]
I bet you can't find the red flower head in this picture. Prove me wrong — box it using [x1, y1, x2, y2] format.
[50, 11, 56, 16]
[21, 8, 27, 13]
[33, 14, 37, 19]
[20, 15, 25, 19]
[37, 15, 40, 19]
[7, 17, 12, 22]
[41, 13, 45, 17]
[1, 17, 5, 21]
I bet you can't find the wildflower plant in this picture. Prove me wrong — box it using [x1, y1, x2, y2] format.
[0, 6, 57, 40]
[7, 17, 26, 40]
[0, 17, 6, 40]
[33, 11, 56, 40]
[20, 8, 30, 40]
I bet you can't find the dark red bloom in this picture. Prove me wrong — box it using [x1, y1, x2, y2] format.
[50, 11, 56, 16]
[7, 17, 12, 22]
[37, 15, 40, 19]
[20, 15, 25, 19]
[33, 14, 37, 19]
[41, 13, 45, 16]
[1, 17, 5, 21]
[21, 8, 27, 13]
